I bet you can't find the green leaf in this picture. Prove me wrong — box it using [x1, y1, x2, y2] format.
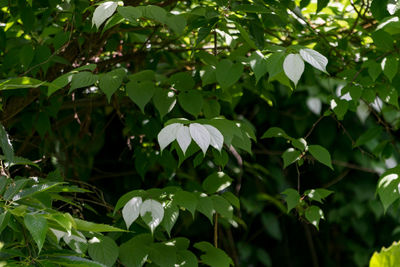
[261, 127, 290, 139]
[144, 5, 167, 23]
[216, 59, 243, 89]
[370, 0, 389, 20]
[200, 65, 217, 86]
[211, 195, 233, 220]
[308, 145, 333, 170]
[292, 138, 307, 152]
[377, 166, 400, 212]
[24, 213, 48, 252]
[0, 77, 45, 90]
[12, 182, 61, 201]
[3, 178, 29, 201]
[69, 72, 98, 92]
[20, 45, 34, 69]
[203, 99, 220, 118]
[149, 243, 177, 267]
[282, 148, 301, 168]
[45, 256, 107, 267]
[74, 218, 127, 232]
[281, 188, 300, 213]
[222, 191, 240, 209]
[88, 236, 119, 267]
[202, 172, 233, 194]
[317, 0, 329, 12]
[304, 188, 333, 203]
[126, 81, 157, 113]
[305, 205, 324, 230]
[173, 190, 198, 218]
[166, 14, 186, 35]
[119, 234, 153, 267]
[178, 90, 203, 117]
[0, 211, 10, 234]
[372, 30, 394, 51]
[194, 241, 233, 267]
[331, 99, 349, 120]
[261, 213, 282, 241]
[380, 87, 399, 108]
[161, 201, 179, 236]
[177, 250, 198, 267]
[117, 6, 142, 23]
[367, 61, 382, 82]
[354, 126, 382, 148]
[196, 194, 214, 223]
[169, 72, 194, 91]
[249, 51, 268, 84]
[153, 88, 177, 119]
[370, 241, 400, 267]
[0, 176, 9, 195]
[99, 69, 125, 102]
[0, 124, 14, 163]
[382, 57, 398, 82]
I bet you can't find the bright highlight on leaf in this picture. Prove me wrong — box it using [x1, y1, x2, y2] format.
[299, 48, 328, 74]
[92, 1, 119, 29]
[140, 199, 164, 233]
[122, 197, 143, 229]
[283, 54, 304, 86]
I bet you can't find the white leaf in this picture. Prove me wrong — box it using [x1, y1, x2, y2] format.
[176, 125, 191, 154]
[356, 100, 370, 124]
[92, 1, 118, 28]
[140, 199, 164, 233]
[299, 48, 328, 74]
[283, 54, 304, 86]
[203, 124, 224, 151]
[189, 123, 211, 154]
[306, 97, 322, 115]
[157, 123, 182, 151]
[122, 197, 143, 229]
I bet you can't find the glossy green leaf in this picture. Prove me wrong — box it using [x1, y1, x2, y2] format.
[126, 80, 157, 113]
[173, 190, 198, 218]
[24, 213, 48, 252]
[282, 148, 301, 168]
[308, 145, 333, 170]
[194, 241, 233, 267]
[305, 205, 324, 230]
[216, 59, 244, 89]
[99, 69, 125, 102]
[178, 90, 203, 117]
[281, 188, 300, 213]
[202, 171, 233, 194]
[88, 236, 118, 267]
[377, 166, 400, 212]
[119, 234, 153, 267]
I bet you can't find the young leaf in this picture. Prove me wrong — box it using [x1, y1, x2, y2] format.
[88, 236, 119, 267]
[24, 213, 48, 253]
[281, 188, 300, 213]
[203, 124, 224, 151]
[189, 123, 211, 154]
[304, 188, 333, 203]
[202, 172, 233, 194]
[282, 148, 301, 168]
[176, 125, 191, 154]
[305, 205, 324, 230]
[140, 199, 164, 233]
[299, 48, 328, 74]
[158, 123, 182, 151]
[122, 196, 143, 229]
[92, 1, 118, 28]
[370, 241, 400, 267]
[308, 145, 333, 170]
[249, 51, 268, 84]
[283, 54, 304, 86]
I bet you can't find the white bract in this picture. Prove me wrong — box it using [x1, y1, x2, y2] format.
[299, 48, 328, 74]
[189, 123, 210, 154]
[140, 199, 164, 233]
[157, 123, 182, 151]
[283, 54, 304, 86]
[157, 122, 224, 154]
[122, 197, 142, 229]
[176, 125, 191, 154]
[92, 1, 118, 29]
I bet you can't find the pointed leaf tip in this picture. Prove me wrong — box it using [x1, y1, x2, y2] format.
[283, 54, 304, 86]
